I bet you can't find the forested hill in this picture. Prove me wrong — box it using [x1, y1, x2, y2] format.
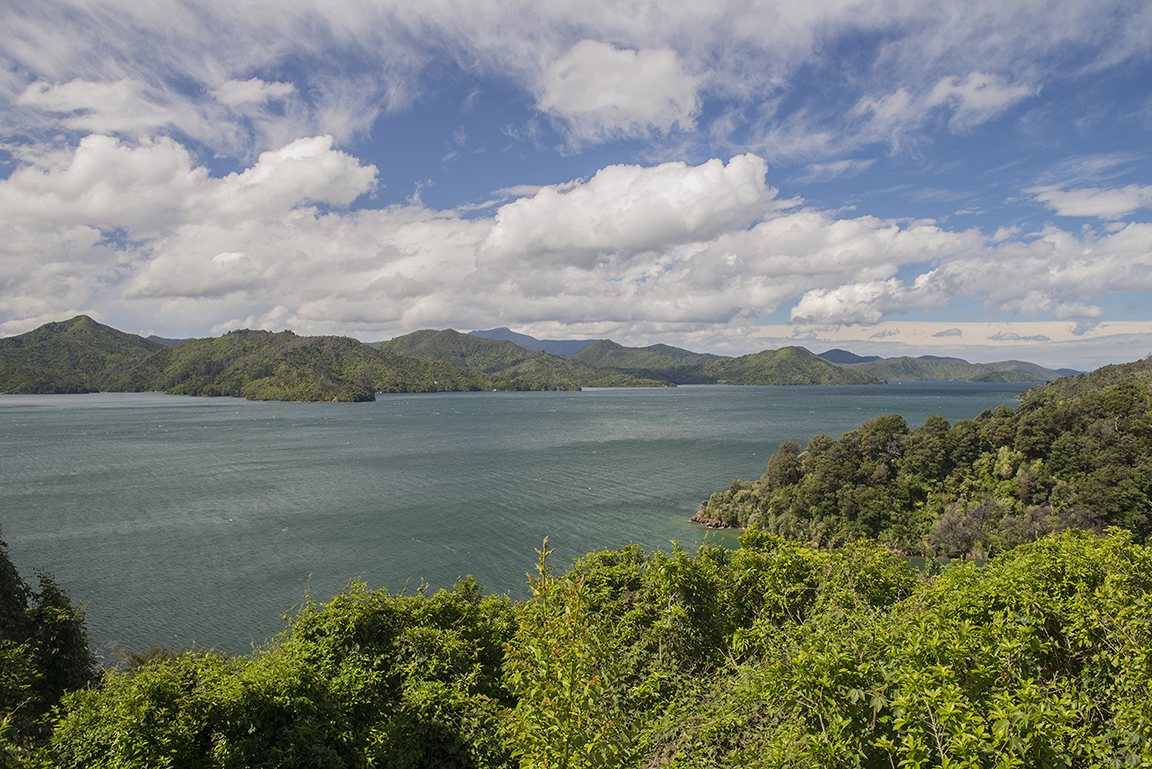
[543, 339, 883, 386]
[695, 355, 1152, 556]
[0, 316, 531, 401]
[377, 329, 672, 389]
[692, 346, 883, 385]
[0, 315, 165, 394]
[569, 339, 724, 369]
[564, 339, 884, 385]
[843, 355, 1062, 383]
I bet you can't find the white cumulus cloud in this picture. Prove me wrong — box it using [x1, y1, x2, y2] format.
[481, 154, 770, 267]
[787, 222, 1152, 326]
[537, 40, 700, 145]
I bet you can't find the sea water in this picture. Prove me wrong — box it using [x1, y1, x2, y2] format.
[1, 382, 1028, 655]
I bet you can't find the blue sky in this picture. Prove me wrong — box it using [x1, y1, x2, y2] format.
[2, 1, 1151, 370]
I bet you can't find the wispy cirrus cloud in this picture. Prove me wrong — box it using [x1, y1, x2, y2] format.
[853, 72, 1039, 151]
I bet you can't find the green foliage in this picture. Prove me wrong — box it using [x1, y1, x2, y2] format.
[641, 529, 1152, 767]
[0, 529, 96, 750]
[49, 577, 517, 768]
[9, 528, 1152, 768]
[504, 539, 636, 769]
[697, 360, 1152, 555]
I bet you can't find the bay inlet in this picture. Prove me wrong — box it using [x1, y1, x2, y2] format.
[1, 382, 1028, 654]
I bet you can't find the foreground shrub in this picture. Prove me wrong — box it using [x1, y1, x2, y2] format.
[49, 577, 516, 768]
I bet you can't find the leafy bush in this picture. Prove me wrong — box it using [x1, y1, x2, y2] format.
[49, 577, 516, 768]
[0, 530, 96, 750]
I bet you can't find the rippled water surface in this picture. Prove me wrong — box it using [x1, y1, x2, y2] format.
[1, 382, 1028, 654]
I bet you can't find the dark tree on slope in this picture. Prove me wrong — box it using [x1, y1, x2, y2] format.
[0, 528, 96, 746]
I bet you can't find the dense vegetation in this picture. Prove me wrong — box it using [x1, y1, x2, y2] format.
[695, 357, 1152, 557]
[377, 330, 671, 389]
[843, 355, 1061, 383]
[0, 316, 165, 394]
[3, 529, 1150, 766]
[0, 317, 549, 401]
[0, 531, 96, 752]
[111, 330, 518, 400]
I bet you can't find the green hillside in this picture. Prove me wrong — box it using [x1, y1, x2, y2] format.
[114, 330, 511, 400]
[569, 339, 723, 370]
[378, 329, 671, 388]
[696, 356, 1152, 557]
[848, 356, 1060, 382]
[0, 316, 165, 394]
[0, 317, 522, 401]
[694, 346, 884, 385]
[985, 359, 1064, 380]
[1019, 356, 1152, 405]
[571, 340, 882, 386]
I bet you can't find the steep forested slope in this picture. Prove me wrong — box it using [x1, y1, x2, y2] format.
[696, 359, 1152, 556]
[0, 316, 165, 394]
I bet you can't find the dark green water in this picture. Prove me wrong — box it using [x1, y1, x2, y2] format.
[1, 382, 1028, 655]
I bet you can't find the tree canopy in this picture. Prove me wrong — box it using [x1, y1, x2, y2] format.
[695, 361, 1152, 557]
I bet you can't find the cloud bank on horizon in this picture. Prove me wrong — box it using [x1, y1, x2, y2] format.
[2, 0, 1151, 369]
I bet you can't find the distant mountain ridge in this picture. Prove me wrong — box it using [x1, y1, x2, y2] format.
[570, 339, 725, 370]
[817, 349, 881, 365]
[388, 330, 883, 386]
[377, 329, 671, 389]
[815, 350, 1072, 382]
[2, 318, 1079, 401]
[468, 327, 599, 356]
[471, 330, 1073, 383]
